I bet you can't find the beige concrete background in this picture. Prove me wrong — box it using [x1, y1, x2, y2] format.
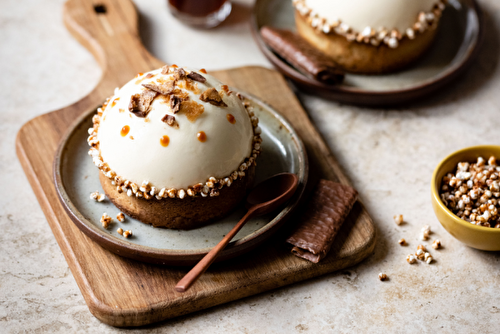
[1, 0, 500, 332]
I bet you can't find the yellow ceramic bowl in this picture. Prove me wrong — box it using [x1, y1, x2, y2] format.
[431, 145, 500, 251]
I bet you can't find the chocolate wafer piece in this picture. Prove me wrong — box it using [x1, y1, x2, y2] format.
[128, 89, 158, 118]
[287, 179, 358, 263]
[260, 26, 344, 84]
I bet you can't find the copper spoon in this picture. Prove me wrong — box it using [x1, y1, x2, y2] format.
[175, 172, 299, 293]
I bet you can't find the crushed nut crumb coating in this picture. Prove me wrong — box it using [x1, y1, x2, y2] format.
[87, 84, 261, 201]
[439, 156, 500, 228]
[292, 0, 446, 49]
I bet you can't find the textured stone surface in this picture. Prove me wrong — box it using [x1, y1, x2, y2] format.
[2, 0, 500, 332]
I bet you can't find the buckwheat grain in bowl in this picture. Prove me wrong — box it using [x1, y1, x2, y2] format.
[439, 156, 500, 228]
[292, 0, 446, 74]
[431, 146, 500, 251]
[87, 65, 261, 229]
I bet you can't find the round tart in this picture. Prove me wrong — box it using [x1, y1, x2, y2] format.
[87, 65, 262, 229]
[293, 0, 447, 74]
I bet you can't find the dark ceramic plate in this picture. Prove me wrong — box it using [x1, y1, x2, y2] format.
[252, 0, 483, 106]
[54, 93, 308, 266]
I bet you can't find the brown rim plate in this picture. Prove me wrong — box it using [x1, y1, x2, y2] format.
[53, 92, 308, 266]
[251, 0, 483, 106]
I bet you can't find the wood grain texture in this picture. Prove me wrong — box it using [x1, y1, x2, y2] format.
[15, 0, 376, 327]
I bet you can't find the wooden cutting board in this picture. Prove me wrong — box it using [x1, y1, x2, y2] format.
[15, 0, 376, 327]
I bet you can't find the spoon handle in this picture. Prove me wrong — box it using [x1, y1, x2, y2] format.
[175, 209, 256, 293]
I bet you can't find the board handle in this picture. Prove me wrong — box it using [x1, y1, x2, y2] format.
[63, 0, 164, 89]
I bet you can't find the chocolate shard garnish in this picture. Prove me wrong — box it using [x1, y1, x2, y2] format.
[187, 71, 207, 83]
[161, 65, 170, 75]
[173, 68, 186, 80]
[200, 88, 227, 107]
[260, 26, 344, 85]
[286, 179, 358, 263]
[170, 95, 184, 114]
[142, 81, 175, 96]
[128, 89, 158, 118]
[161, 114, 178, 128]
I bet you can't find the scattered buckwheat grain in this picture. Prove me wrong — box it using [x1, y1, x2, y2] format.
[100, 213, 112, 229]
[394, 214, 404, 225]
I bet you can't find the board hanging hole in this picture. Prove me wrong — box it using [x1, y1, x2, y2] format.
[93, 4, 107, 14]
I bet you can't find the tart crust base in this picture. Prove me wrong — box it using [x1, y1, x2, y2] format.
[100, 166, 255, 230]
[295, 12, 439, 74]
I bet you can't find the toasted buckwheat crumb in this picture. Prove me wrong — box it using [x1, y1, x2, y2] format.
[123, 230, 132, 238]
[116, 212, 125, 222]
[432, 239, 442, 249]
[426, 255, 433, 264]
[415, 249, 425, 260]
[100, 213, 112, 229]
[394, 214, 404, 225]
[398, 238, 406, 246]
[117, 228, 123, 235]
[378, 273, 387, 281]
[90, 191, 105, 202]
[420, 225, 431, 240]
[407, 254, 417, 264]
[417, 244, 427, 252]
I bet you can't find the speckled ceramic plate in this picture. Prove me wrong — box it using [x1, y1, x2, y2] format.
[54, 93, 307, 266]
[252, 0, 483, 106]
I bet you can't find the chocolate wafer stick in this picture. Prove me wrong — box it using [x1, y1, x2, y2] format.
[287, 179, 358, 263]
[260, 26, 344, 84]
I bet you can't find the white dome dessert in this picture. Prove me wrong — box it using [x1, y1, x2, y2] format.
[302, 0, 439, 35]
[95, 67, 255, 190]
[87, 65, 261, 229]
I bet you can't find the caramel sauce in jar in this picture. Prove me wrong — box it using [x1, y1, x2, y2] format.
[120, 125, 130, 137]
[169, 0, 226, 17]
[168, 0, 230, 28]
[197, 131, 207, 142]
[160, 135, 170, 147]
[226, 114, 236, 124]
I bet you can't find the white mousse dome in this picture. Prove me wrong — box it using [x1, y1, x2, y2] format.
[96, 67, 255, 190]
[303, 0, 438, 32]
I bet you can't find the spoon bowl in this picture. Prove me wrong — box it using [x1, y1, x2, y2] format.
[246, 172, 299, 215]
[176, 172, 299, 292]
